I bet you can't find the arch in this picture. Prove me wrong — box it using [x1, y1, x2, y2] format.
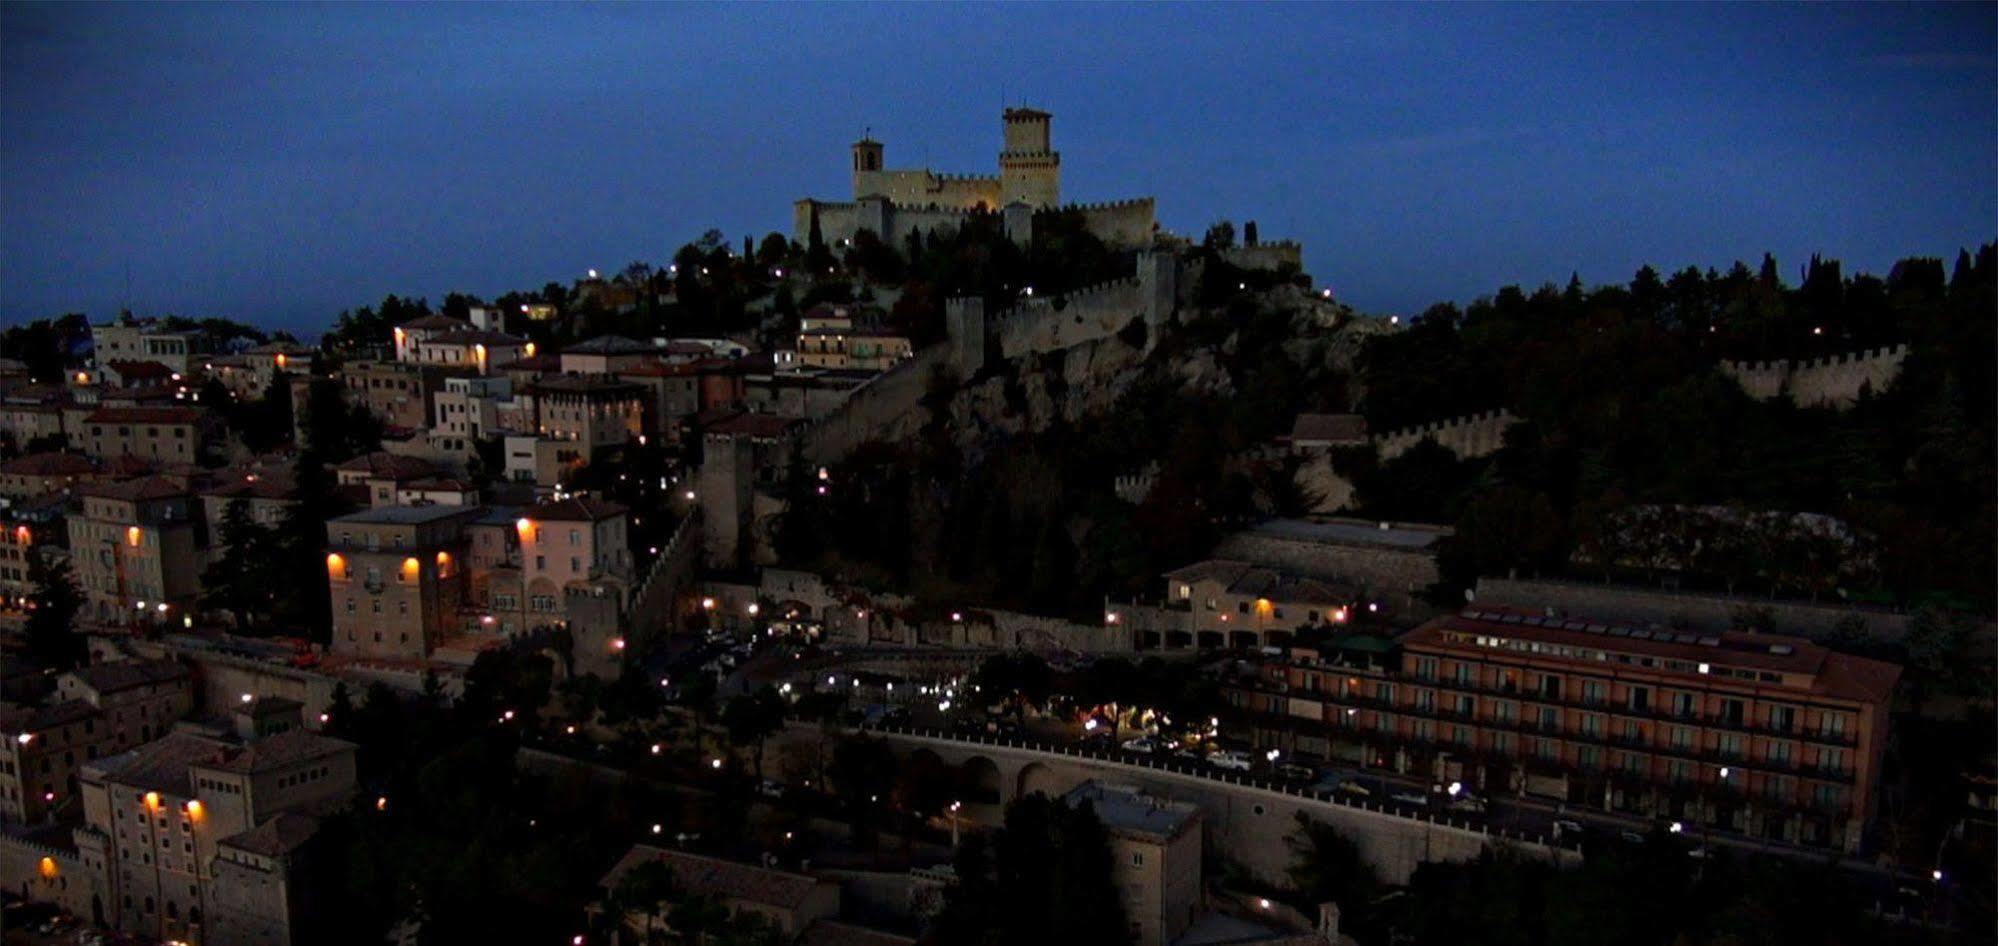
[961, 755, 1001, 805]
[1016, 761, 1061, 800]
[1165, 630, 1193, 649]
[1137, 630, 1161, 651]
[1229, 630, 1258, 649]
[1196, 630, 1224, 650]
[907, 747, 944, 773]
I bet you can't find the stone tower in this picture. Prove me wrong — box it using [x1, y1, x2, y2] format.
[945, 296, 987, 376]
[1138, 249, 1178, 328]
[851, 137, 884, 200]
[999, 108, 1060, 208]
[698, 432, 752, 568]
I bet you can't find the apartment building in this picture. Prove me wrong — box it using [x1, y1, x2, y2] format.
[559, 335, 657, 375]
[795, 305, 912, 371]
[1065, 781, 1202, 946]
[78, 406, 212, 464]
[91, 318, 202, 375]
[1221, 608, 1900, 852]
[333, 452, 445, 508]
[405, 328, 531, 374]
[324, 505, 480, 661]
[204, 343, 314, 400]
[465, 498, 631, 636]
[76, 715, 355, 945]
[530, 375, 645, 450]
[0, 451, 98, 500]
[66, 477, 204, 627]
[339, 360, 459, 432]
[0, 660, 192, 824]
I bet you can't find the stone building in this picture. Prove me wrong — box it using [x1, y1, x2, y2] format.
[560, 335, 658, 376]
[595, 846, 842, 941]
[78, 406, 213, 464]
[795, 109, 1157, 249]
[66, 477, 205, 628]
[339, 360, 460, 432]
[324, 505, 481, 661]
[796, 305, 913, 372]
[0, 660, 194, 823]
[333, 451, 446, 508]
[466, 497, 633, 639]
[530, 375, 645, 451]
[1065, 781, 1202, 946]
[90, 317, 203, 375]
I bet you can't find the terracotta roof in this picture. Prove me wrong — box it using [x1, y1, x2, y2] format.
[1290, 413, 1368, 445]
[506, 354, 563, 373]
[219, 812, 321, 857]
[400, 476, 477, 493]
[335, 451, 442, 480]
[200, 728, 352, 774]
[78, 475, 187, 502]
[0, 700, 101, 735]
[1404, 608, 1903, 705]
[599, 846, 834, 912]
[528, 496, 627, 522]
[399, 314, 474, 332]
[64, 659, 188, 695]
[84, 406, 203, 425]
[0, 452, 95, 476]
[104, 360, 178, 381]
[92, 731, 225, 796]
[531, 375, 645, 396]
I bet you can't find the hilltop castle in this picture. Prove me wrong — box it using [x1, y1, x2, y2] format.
[794, 108, 1158, 249]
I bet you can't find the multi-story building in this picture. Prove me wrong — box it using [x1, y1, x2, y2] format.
[1221, 607, 1901, 852]
[324, 505, 479, 661]
[466, 498, 631, 636]
[78, 406, 212, 464]
[405, 328, 531, 374]
[432, 375, 518, 442]
[596, 846, 841, 940]
[76, 711, 355, 945]
[530, 375, 645, 451]
[333, 452, 445, 508]
[203, 342, 314, 401]
[1064, 781, 1202, 946]
[66, 477, 204, 627]
[390, 314, 474, 362]
[796, 305, 913, 372]
[91, 317, 203, 375]
[0, 451, 98, 500]
[500, 435, 587, 490]
[1157, 560, 1355, 650]
[559, 335, 657, 375]
[0, 660, 191, 823]
[339, 360, 460, 432]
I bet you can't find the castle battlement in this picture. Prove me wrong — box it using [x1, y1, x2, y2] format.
[1719, 344, 1907, 409]
[1055, 196, 1156, 213]
[1375, 409, 1518, 461]
[1377, 409, 1514, 441]
[993, 277, 1144, 323]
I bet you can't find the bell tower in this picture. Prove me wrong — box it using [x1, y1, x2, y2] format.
[999, 108, 1060, 208]
[851, 135, 884, 200]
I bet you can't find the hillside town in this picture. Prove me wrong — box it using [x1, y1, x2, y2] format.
[1, 73, 1993, 946]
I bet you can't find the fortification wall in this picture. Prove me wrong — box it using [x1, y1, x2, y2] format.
[855, 169, 1002, 210]
[627, 513, 703, 641]
[795, 200, 862, 246]
[882, 205, 977, 246]
[1721, 345, 1906, 409]
[1220, 240, 1304, 271]
[1071, 197, 1157, 246]
[801, 347, 951, 463]
[0, 832, 105, 920]
[995, 278, 1144, 359]
[1375, 409, 1516, 461]
[1211, 529, 1443, 600]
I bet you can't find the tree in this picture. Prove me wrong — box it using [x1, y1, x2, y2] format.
[609, 859, 677, 942]
[828, 735, 897, 847]
[1243, 220, 1259, 246]
[23, 549, 84, 670]
[720, 686, 787, 780]
[1287, 813, 1381, 912]
[202, 498, 279, 628]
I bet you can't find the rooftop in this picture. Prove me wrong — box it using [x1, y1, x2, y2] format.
[219, 812, 321, 857]
[77, 475, 187, 503]
[527, 496, 627, 522]
[1238, 517, 1451, 551]
[398, 314, 474, 332]
[90, 731, 226, 797]
[563, 334, 654, 355]
[532, 374, 645, 396]
[199, 728, 352, 774]
[1065, 781, 1200, 842]
[599, 846, 835, 912]
[798, 920, 917, 946]
[329, 504, 479, 526]
[0, 699, 101, 736]
[63, 658, 189, 695]
[0, 451, 95, 477]
[1404, 608, 1902, 704]
[425, 328, 529, 348]
[335, 451, 443, 480]
[84, 406, 203, 425]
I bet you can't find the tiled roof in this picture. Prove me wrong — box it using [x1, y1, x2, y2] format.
[531, 375, 645, 396]
[0, 700, 101, 735]
[599, 846, 833, 912]
[84, 406, 203, 425]
[104, 360, 178, 381]
[0, 452, 95, 476]
[78, 475, 187, 502]
[65, 659, 188, 695]
[703, 412, 799, 439]
[219, 812, 321, 857]
[335, 451, 442, 480]
[93, 732, 226, 796]
[528, 497, 627, 522]
[399, 314, 474, 332]
[201, 728, 352, 774]
[1163, 560, 1253, 586]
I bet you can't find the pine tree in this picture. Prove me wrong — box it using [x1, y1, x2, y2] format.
[24, 549, 85, 670]
[202, 498, 277, 629]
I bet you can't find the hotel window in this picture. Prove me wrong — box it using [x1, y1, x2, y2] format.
[1576, 745, 1602, 769]
[1820, 712, 1848, 740]
[1580, 714, 1603, 737]
[1716, 733, 1744, 759]
[1452, 694, 1475, 717]
[1816, 747, 1846, 774]
[1452, 663, 1474, 686]
[1536, 707, 1559, 731]
[1451, 725, 1470, 746]
[1718, 699, 1745, 726]
[1413, 690, 1434, 713]
[1582, 680, 1607, 705]
[1375, 683, 1395, 704]
[1768, 740, 1794, 766]
[1412, 657, 1437, 681]
[1533, 738, 1559, 761]
[1619, 752, 1645, 775]
[1491, 732, 1515, 754]
[1767, 704, 1796, 732]
[1671, 692, 1697, 719]
[1669, 726, 1693, 750]
[1666, 759, 1693, 783]
[1538, 675, 1562, 700]
[1625, 686, 1651, 713]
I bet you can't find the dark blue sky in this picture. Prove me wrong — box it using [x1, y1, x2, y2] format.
[4, 3, 1992, 336]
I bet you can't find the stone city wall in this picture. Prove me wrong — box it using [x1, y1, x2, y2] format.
[1375, 409, 1516, 462]
[995, 278, 1145, 359]
[1720, 345, 1906, 409]
[1211, 531, 1443, 600]
[1219, 240, 1304, 272]
[800, 347, 951, 464]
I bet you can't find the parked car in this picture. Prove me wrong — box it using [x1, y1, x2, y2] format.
[1446, 794, 1488, 814]
[1619, 830, 1647, 845]
[1275, 762, 1315, 782]
[757, 779, 786, 799]
[1208, 750, 1253, 772]
[1389, 789, 1430, 807]
[1553, 819, 1584, 837]
[1334, 779, 1375, 799]
[1120, 737, 1160, 754]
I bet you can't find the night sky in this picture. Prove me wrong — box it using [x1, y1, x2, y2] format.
[3, 3, 1992, 336]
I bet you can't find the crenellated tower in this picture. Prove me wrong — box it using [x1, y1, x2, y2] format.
[850, 136, 884, 200]
[999, 108, 1061, 208]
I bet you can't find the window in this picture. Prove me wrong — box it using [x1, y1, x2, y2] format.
[1768, 740, 1794, 766]
[1412, 657, 1437, 681]
[1131, 852, 1143, 866]
[1413, 689, 1435, 712]
[1716, 733, 1744, 759]
[1626, 686, 1650, 713]
[1669, 726, 1693, 750]
[1539, 675, 1562, 700]
[1582, 680, 1607, 705]
[1718, 699, 1745, 726]
[1768, 704, 1796, 732]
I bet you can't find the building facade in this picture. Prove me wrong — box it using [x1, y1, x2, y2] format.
[324, 506, 480, 661]
[66, 478, 205, 627]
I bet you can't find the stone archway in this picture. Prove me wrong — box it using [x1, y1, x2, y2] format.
[1196, 630, 1224, 649]
[962, 755, 1001, 805]
[1016, 761, 1059, 801]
